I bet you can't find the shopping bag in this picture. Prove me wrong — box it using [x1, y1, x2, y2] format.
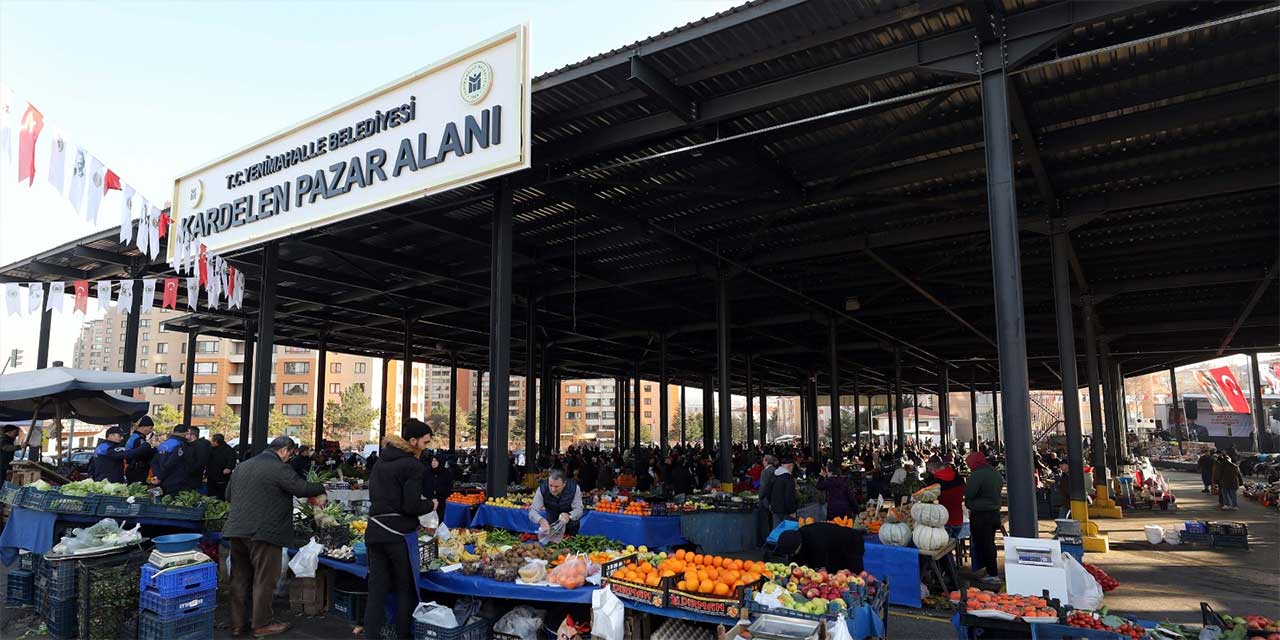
[412, 601, 459, 628]
[288, 538, 324, 578]
[591, 585, 625, 640]
[1064, 553, 1103, 610]
[419, 510, 440, 530]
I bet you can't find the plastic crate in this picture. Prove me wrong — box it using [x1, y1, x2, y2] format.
[1179, 531, 1212, 545]
[202, 517, 225, 533]
[142, 501, 205, 521]
[1207, 521, 1247, 537]
[97, 495, 145, 517]
[316, 525, 352, 550]
[139, 587, 217, 621]
[419, 536, 439, 568]
[1184, 521, 1208, 534]
[139, 562, 218, 598]
[1030, 623, 1124, 640]
[330, 588, 368, 624]
[77, 548, 148, 640]
[43, 596, 78, 640]
[137, 608, 214, 640]
[413, 614, 490, 640]
[22, 490, 101, 515]
[0, 482, 25, 505]
[37, 557, 80, 601]
[1211, 533, 1249, 549]
[6, 568, 33, 606]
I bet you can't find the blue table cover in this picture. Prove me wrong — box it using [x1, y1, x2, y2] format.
[0, 506, 57, 566]
[469, 504, 539, 533]
[417, 571, 594, 603]
[766, 519, 799, 544]
[579, 512, 686, 549]
[680, 512, 757, 554]
[443, 502, 473, 529]
[863, 535, 922, 608]
[58, 513, 203, 530]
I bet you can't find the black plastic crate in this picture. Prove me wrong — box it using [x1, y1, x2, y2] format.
[36, 557, 80, 601]
[315, 524, 352, 550]
[138, 608, 214, 640]
[96, 495, 145, 517]
[1179, 531, 1212, 545]
[77, 548, 148, 640]
[6, 568, 33, 606]
[40, 595, 77, 640]
[142, 501, 205, 521]
[1211, 533, 1249, 549]
[331, 588, 368, 624]
[1207, 521, 1248, 536]
[413, 615, 490, 640]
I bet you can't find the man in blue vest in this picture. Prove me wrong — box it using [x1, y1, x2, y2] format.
[151, 425, 194, 495]
[528, 469, 584, 536]
[124, 416, 156, 484]
[89, 427, 145, 483]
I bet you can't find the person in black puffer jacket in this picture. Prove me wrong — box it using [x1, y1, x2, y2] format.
[366, 420, 435, 640]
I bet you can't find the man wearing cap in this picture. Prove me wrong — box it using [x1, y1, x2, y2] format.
[89, 427, 148, 483]
[964, 450, 1004, 585]
[365, 419, 436, 639]
[151, 425, 195, 495]
[124, 416, 156, 484]
[768, 454, 798, 529]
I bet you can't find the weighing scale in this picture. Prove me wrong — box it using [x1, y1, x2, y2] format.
[1002, 537, 1068, 603]
[147, 549, 211, 570]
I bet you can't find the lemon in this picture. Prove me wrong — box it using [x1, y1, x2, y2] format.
[638, 546, 648, 553]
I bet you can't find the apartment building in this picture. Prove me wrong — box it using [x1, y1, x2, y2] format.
[72, 308, 375, 437]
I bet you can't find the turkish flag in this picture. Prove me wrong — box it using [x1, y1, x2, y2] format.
[162, 277, 178, 309]
[102, 169, 122, 193]
[198, 244, 208, 286]
[17, 104, 44, 185]
[72, 280, 89, 314]
[227, 265, 237, 298]
[158, 210, 170, 238]
[1196, 367, 1252, 414]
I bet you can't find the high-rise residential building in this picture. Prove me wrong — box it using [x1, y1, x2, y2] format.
[72, 308, 376, 441]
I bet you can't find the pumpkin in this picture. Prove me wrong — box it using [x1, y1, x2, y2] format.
[913, 525, 950, 552]
[911, 502, 949, 528]
[912, 484, 942, 503]
[880, 522, 912, 546]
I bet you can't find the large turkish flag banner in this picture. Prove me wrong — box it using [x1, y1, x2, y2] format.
[1196, 367, 1252, 414]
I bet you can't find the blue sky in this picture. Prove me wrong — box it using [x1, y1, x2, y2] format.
[0, 0, 739, 367]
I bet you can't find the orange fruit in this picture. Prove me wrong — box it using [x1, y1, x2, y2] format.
[660, 569, 675, 578]
[714, 583, 730, 596]
[712, 556, 724, 568]
[743, 572, 759, 583]
[698, 580, 714, 594]
[692, 554, 703, 565]
[697, 570, 709, 582]
[646, 575, 661, 587]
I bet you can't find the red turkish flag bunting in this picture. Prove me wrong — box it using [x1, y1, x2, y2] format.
[1209, 366, 1251, 414]
[198, 244, 208, 286]
[162, 277, 179, 309]
[102, 169, 122, 194]
[227, 265, 237, 298]
[72, 280, 89, 314]
[18, 104, 44, 186]
[158, 210, 170, 238]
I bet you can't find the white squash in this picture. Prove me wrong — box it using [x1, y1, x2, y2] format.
[910, 502, 949, 528]
[880, 522, 912, 546]
[913, 525, 950, 552]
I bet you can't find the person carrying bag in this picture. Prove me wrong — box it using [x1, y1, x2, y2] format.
[365, 419, 436, 639]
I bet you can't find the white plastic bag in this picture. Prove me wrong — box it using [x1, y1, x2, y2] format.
[495, 606, 545, 640]
[413, 601, 458, 628]
[419, 510, 440, 530]
[1064, 553, 1103, 610]
[435, 522, 452, 542]
[591, 586, 625, 640]
[1163, 528, 1181, 545]
[1143, 524, 1164, 544]
[827, 613, 855, 640]
[288, 539, 324, 578]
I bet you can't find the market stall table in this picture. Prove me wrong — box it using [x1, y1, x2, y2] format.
[863, 535, 923, 608]
[416, 570, 594, 603]
[679, 511, 757, 554]
[469, 504, 540, 533]
[0, 506, 204, 565]
[444, 502, 475, 529]
[578, 511, 686, 549]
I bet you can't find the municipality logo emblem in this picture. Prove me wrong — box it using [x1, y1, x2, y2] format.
[460, 61, 493, 104]
[186, 178, 204, 209]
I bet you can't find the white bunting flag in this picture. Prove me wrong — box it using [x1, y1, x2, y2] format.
[136, 206, 151, 256]
[27, 284, 43, 315]
[96, 280, 113, 311]
[4, 283, 21, 316]
[117, 279, 134, 313]
[0, 86, 14, 168]
[231, 271, 245, 309]
[46, 281, 64, 313]
[65, 146, 88, 217]
[147, 206, 161, 259]
[185, 276, 199, 309]
[84, 156, 108, 224]
[47, 133, 68, 195]
[140, 278, 156, 313]
[119, 186, 136, 244]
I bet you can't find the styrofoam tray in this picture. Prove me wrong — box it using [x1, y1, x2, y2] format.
[968, 609, 1018, 621]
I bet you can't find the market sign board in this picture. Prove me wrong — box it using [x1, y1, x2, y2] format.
[170, 25, 530, 256]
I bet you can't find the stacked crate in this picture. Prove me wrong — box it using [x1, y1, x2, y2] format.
[137, 562, 218, 640]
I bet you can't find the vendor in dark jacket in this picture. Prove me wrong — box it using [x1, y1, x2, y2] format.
[924, 457, 966, 533]
[816, 462, 858, 519]
[366, 420, 435, 640]
[206, 434, 236, 499]
[185, 426, 211, 492]
[123, 416, 155, 484]
[0, 424, 20, 482]
[769, 455, 798, 529]
[88, 427, 146, 483]
[151, 425, 195, 495]
[224, 436, 326, 638]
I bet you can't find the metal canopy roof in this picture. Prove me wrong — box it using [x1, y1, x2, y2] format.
[3, 0, 1277, 397]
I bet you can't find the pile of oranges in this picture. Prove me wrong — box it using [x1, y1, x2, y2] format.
[593, 498, 651, 516]
[797, 516, 817, 527]
[951, 588, 1057, 619]
[829, 516, 855, 528]
[670, 549, 770, 597]
[446, 491, 485, 506]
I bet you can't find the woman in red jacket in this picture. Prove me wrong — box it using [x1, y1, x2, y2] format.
[925, 457, 966, 535]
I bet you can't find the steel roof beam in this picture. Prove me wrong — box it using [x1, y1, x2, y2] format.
[1217, 258, 1279, 355]
[628, 55, 699, 123]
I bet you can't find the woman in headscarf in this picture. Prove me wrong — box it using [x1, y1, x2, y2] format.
[423, 452, 453, 523]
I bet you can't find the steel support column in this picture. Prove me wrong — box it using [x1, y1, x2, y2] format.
[36, 283, 52, 369]
[808, 376, 819, 459]
[315, 334, 327, 447]
[379, 358, 389, 443]
[1117, 363, 1131, 464]
[969, 369, 978, 451]
[759, 385, 767, 447]
[1052, 230, 1089, 513]
[487, 177, 514, 496]
[1168, 367, 1180, 440]
[475, 370, 484, 453]
[893, 348, 904, 450]
[745, 353, 754, 449]
[660, 335, 669, 454]
[852, 370, 861, 446]
[634, 370, 642, 449]
[913, 386, 921, 443]
[553, 376, 562, 451]
[541, 349, 553, 454]
[182, 332, 197, 427]
[717, 276, 732, 484]
[680, 384, 687, 447]
[448, 354, 458, 452]
[1099, 344, 1120, 476]
[702, 374, 714, 452]
[122, 279, 142, 376]
[525, 292, 538, 466]
[249, 242, 278, 455]
[1249, 352, 1265, 452]
[620, 376, 629, 451]
[238, 323, 255, 460]
[401, 312, 414, 428]
[829, 318, 841, 456]
[938, 367, 950, 452]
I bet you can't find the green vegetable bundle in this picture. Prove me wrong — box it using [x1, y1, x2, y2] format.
[550, 535, 621, 554]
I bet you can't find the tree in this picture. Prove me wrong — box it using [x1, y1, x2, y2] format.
[205, 405, 239, 437]
[325, 385, 379, 444]
[267, 409, 292, 438]
[152, 405, 183, 430]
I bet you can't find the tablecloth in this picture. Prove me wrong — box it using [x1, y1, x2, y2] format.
[417, 571, 594, 603]
[57, 513, 204, 530]
[863, 535, 922, 608]
[578, 512, 685, 549]
[469, 504, 539, 533]
[680, 512, 756, 554]
[0, 507, 57, 566]
[443, 502, 474, 529]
